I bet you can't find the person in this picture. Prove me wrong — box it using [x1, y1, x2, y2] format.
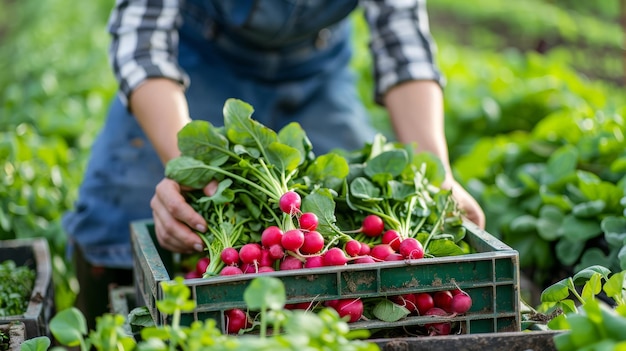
[62, 0, 485, 328]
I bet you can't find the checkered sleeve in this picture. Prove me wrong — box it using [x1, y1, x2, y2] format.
[107, 0, 189, 107]
[361, 0, 445, 104]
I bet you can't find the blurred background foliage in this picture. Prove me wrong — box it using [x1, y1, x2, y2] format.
[1, 0, 624, 308]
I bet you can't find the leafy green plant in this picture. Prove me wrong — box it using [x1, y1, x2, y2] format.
[0, 260, 36, 317]
[537, 265, 626, 350]
[453, 105, 626, 287]
[0, 0, 116, 312]
[338, 134, 468, 256]
[21, 276, 380, 351]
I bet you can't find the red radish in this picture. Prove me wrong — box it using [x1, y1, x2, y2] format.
[257, 266, 275, 273]
[279, 255, 303, 270]
[391, 294, 418, 313]
[239, 243, 262, 264]
[240, 262, 257, 274]
[353, 256, 376, 264]
[268, 244, 285, 260]
[281, 229, 305, 251]
[259, 249, 275, 267]
[361, 214, 385, 237]
[334, 298, 363, 323]
[415, 292, 435, 315]
[370, 244, 395, 261]
[450, 292, 473, 314]
[279, 191, 301, 215]
[299, 212, 319, 231]
[398, 238, 424, 259]
[358, 243, 371, 256]
[220, 247, 239, 266]
[344, 240, 362, 257]
[285, 301, 313, 310]
[184, 270, 202, 279]
[304, 255, 325, 268]
[433, 290, 454, 312]
[225, 308, 249, 334]
[385, 253, 404, 261]
[424, 307, 451, 335]
[382, 230, 402, 251]
[451, 288, 463, 296]
[261, 226, 283, 248]
[195, 257, 210, 275]
[300, 231, 325, 254]
[323, 247, 348, 266]
[324, 300, 339, 309]
[220, 266, 243, 276]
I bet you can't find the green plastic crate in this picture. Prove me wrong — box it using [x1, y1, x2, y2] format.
[131, 219, 521, 335]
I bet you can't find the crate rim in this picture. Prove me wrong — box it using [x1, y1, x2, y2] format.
[130, 218, 519, 287]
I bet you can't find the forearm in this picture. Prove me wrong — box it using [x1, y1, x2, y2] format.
[383, 80, 452, 179]
[129, 78, 190, 164]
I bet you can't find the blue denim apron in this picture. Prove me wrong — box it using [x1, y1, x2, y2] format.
[63, 0, 379, 268]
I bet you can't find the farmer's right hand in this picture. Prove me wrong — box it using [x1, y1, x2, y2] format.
[151, 177, 218, 253]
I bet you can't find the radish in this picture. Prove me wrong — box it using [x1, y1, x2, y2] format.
[279, 255, 303, 270]
[195, 257, 210, 275]
[281, 229, 305, 252]
[381, 230, 402, 251]
[361, 214, 385, 237]
[450, 292, 473, 314]
[285, 302, 313, 310]
[279, 190, 301, 215]
[225, 308, 249, 334]
[391, 294, 418, 313]
[239, 243, 262, 264]
[333, 298, 363, 323]
[300, 231, 325, 254]
[257, 266, 275, 273]
[358, 243, 371, 256]
[220, 247, 239, 266]
[344, 240, 362, 257]
[398, 238, 424, 259]
[324, 300, 339, 309]
[385, 253, 404, 261]
[240, 262, 257, 274]
[353, 255, 376, 264]
[299, 212, 319, 231]
[424, 307, 451, 335]
[433, 290, 454, 312]
[304, 255, 325, 268]
[323, 247, 348, 266]
[261, 226, 283, 248]
[184, 270, 202, 279]
[220, 266, 243, 276]
[259, 249, 275, 267]
[415, 292, 435, 315]
[268, 244, 285, 260]
[370, 244, 395, 261]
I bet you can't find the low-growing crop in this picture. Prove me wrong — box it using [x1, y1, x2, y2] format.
[535, 265, 626, 350]
[0, 260, 36, 317]
[21, 276, 380, 351]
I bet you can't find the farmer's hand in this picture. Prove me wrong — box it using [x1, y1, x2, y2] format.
[442, 179, 486, 229]
[151, 178, 218, 253]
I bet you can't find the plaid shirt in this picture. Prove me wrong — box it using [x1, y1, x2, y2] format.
[107, 0, 444, 106]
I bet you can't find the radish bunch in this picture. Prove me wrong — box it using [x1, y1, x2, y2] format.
[389, 288, 473, 335]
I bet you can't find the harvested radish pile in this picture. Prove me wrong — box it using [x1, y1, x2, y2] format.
[165, 98, 473, 335]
